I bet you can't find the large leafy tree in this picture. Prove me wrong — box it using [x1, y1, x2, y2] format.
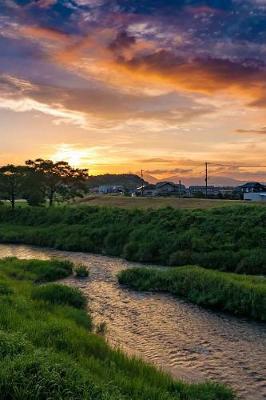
[0, 165, 27, 210]
[22, 167, 46, 207]
[26, 159, 88, 206]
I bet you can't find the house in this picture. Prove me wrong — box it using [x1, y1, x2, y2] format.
[244, 192, 266, 202]
[189, 186, 219, 197]
[217, 187, 235, 196]
[155, 182, 186, 196]
[98, 185, 124, 194]
[135, 182, 186, 197]
[237, 182, 266, 193]
[135, 184, 157, 196]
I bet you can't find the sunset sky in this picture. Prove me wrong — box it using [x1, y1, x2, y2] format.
[1, 0, 266, 183]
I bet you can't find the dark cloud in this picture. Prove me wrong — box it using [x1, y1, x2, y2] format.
[109, 31, 136, 51]
[145, 167, 193, 175]
[114, 0, 233, 14]
[109, 46, 266, 104]
[140, 158, 171, 163]
[0, 73, 214, 125]
[249, 97, 266, 108]
[236, 127, 266, 134]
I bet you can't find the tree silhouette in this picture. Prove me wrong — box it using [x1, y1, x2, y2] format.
[0, 165, 27, 210]
[26, 159, 88, 206]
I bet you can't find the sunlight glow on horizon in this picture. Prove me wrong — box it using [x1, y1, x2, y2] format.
[1, 0, 266, 183]
[51, 144, 96, 169]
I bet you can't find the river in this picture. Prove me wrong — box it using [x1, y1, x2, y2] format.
[0, 244, 265, 399]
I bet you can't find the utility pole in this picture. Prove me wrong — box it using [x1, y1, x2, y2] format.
[205, 162, 208, 198]
[179, 180, 182, 199]
[141, 169, 144, 197]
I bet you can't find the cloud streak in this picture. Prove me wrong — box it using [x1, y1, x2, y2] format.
[1, 0, 266, 179]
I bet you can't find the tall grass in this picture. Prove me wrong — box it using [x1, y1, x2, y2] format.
[0, 257, 234, 399]
[0, 257, 73, 282]
[118, 266, 266, 321]
[0, 205, 265, 274]
[32, 284, 87, 309]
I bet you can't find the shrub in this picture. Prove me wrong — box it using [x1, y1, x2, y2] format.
[236, 250, 266, 275]
[74, 265, 89, 278]
[0, 282, 13, 296]
[32, 284, 87, 309]
[1, 258, 73, 282]
[0, 205, 265, 274]
[96, 322, 107, 336]
[118, 266, 266, 321]
[29, 259, 73, 282]
[168, 251, 192, 266]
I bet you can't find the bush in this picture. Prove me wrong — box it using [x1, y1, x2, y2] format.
[29, 259, 73, 282]
[0, 257, 73, 282]
[0, 205, 265, 275]
[32, 284, 87, 309]
[236, 250, 266, 275]
[0, 282, 13, 296]
[74, 265, 89, 278]
[96, 322, 107, 336]
[25, 191, 46, 207]
[118, 266, 266, 321]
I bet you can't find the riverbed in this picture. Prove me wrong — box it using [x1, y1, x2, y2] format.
[0, 244, 265, 399]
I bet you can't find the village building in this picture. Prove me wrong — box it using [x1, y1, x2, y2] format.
[135, 182, 186, 197]
[244, 192, 266, 202]
[237, 182, 266, 193]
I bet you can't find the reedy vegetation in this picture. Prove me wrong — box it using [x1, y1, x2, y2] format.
[118, 266, 266, 321]
[0, 205, 265, 274]
[0, 257, 233, 399]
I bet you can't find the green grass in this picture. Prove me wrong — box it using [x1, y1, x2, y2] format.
[118, 266, 266, 321]
[0, 205, 265, 275]
[32, 284, 87, 309]
[2, 257, 73, 283]
[0, 257, 234, 399]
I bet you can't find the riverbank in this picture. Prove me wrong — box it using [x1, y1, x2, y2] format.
[0, 205, 265, 274]
[0, 257, 234, 399]
[76, 195, 247, 209]
[118, 266, 266, 321]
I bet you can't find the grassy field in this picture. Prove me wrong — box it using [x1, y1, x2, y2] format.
[0, 257, 234, 399]
[76, 196, 250, 209]
[0, 205, 265, 275]
[118, 266, 266, 321]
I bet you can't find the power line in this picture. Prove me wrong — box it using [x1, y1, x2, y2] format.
[205, 162, 208, 198]
[141, 169, 144, 197]
[210, 163, 266, 168]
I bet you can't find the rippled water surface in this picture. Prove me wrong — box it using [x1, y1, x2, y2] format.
[0, 244, 265, 399]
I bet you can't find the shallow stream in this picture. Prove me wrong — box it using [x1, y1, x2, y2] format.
[0, 244, 265, 399]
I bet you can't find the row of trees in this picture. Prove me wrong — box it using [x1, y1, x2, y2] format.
[0, 159, 89, 209]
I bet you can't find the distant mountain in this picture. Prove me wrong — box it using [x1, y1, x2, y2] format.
[167, 176, 244, 187]
[87, 174, 147, 190]
[88, 173, 266, 190]
[142, 174, 159, 184]
[144, 174, 247, 187]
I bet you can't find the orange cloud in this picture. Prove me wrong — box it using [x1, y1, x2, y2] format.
[15, 24, 266, 107]
[58, 32, 266, 106]
[19, 25, 70, 43]
[111, 50, 266, 103]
